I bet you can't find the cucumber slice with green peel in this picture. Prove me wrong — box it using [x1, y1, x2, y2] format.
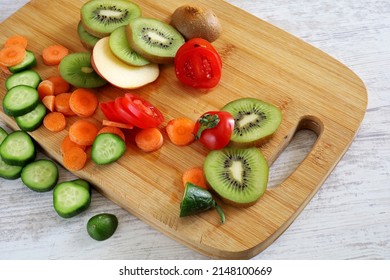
[71, 178, 91, 194]
[53, 181, 91, 218]
[0, 131, 35, 166]
[0, 154, 23, 180]
[3, 85, 39, 117]
[15, 102, 47, 132]
[5, 69, 41, 90]
[91, 133, 126, 165]
[8, 50, 37, 73]
[0, 127, 8, 145]
[21, 159, 59, 192]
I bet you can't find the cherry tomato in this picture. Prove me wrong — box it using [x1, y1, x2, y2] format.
[123, 93, 164, 127]
[193, 111, 234, 150]
[175, 43, 222, 89]
[113, 97, 149, 129]
[176, 38, 222, 67]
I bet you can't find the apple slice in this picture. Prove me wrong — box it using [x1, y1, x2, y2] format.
[92, 37, 160, 89]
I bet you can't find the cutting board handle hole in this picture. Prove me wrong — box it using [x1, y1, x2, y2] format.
[267, 118, 319, 188]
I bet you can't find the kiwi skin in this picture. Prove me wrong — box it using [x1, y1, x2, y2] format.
[171, 4, 222, 42]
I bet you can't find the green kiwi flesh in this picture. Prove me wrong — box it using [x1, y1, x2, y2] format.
[59, 53, 107, 88]
[126, 17, 185, 64]
[222, 98, 282, 147]
[77, 21, 100, 50]
[81, 0, 142, 38]
[204, 147, 269, 207]
[109, 26, 150, 66]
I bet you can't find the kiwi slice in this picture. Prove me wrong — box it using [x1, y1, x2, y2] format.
[222, 98, 282, 147]
[77, 21, 100, 50]
[109, 26, 150, 66]
[204, 147, 269, 207]
[126, 17, 185, 64]
[59, 52, 107, 88]
[80, 0, 142, 38]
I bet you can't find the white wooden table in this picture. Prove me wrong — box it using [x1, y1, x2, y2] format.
[0, 0, 389, 260]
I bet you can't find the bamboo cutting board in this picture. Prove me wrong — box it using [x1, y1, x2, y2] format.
[0, 0, 367, 259]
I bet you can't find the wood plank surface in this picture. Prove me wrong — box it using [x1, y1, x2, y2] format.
[2, 1, 374, 258]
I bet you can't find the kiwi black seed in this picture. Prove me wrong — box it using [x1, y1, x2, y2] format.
[222, 98, 282, 147]
[80, 0, 142, 38]
[204, 147, 269, 207]
[77, 21, 100, 50]
[126, 17, 185, 64]
[109, 26, 150, 66]
[59, 53, 107, 88]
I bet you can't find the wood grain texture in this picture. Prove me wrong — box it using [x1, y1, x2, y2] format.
[0, 0, 389, 260]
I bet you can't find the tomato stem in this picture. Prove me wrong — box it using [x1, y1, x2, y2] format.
[195, 113, 220, 140]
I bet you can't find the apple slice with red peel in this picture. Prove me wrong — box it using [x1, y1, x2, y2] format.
[92, 37, 160, 89]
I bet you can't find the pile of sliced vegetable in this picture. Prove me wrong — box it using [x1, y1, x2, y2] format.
[0, 0, 284, 233]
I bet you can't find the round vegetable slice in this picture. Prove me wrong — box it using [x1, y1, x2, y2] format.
[123, 93, 164, 127]
[21, 159, 58, 192]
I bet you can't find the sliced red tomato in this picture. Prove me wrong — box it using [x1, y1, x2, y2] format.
[175, 47, 222, 89]
[100, 101, 128, 123]
[176, 38, 222, 67]
[193, 111, 234, 150]
[123, 93, 164, 127]
[113, 97, 150, 129]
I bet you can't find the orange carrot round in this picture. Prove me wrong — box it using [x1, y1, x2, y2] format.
[43, 112, 66, 132]
[47, 75, 70, 95]
[42, 95, 56, 112]
[54, 92, 75, 116]
[42, 44, 69, 66]
[135, 127, 164, 152]
[182, 167, 208, 189]
[69, 88, 98, 117]
[69, 119, 99, 146]
[166, 117, 195, 146]
[63, 146, 87, 171]
[98, 126, 125, 141]
[60, 134, 87, 155]
[0, 45, 26, 67]
[102, 119, 134, 129]
[4, 35, 28, 49]
[38, 80, 54, 99]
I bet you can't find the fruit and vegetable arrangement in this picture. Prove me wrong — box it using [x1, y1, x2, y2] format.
[0, 0, 282, 240]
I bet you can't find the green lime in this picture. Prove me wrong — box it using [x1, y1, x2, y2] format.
[87, 213, 118, 241]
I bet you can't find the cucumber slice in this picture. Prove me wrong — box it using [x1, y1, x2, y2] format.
[15, 102, 47, 131]
[21, 159, 59, 192]
[0, 127, 8, 145]
[3, 85, 39, 117]
[0, 131, 35, 166]
[71, 178, 91, 194]
[91, 133, 126, 164]
[8, 50, 37, 73]
[53, 181, 91, 218]
[0, 154, 23, 180]
[5, 69, 41, 90]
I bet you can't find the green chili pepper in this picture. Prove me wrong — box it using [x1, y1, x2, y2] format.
[179, 182, 225, 224]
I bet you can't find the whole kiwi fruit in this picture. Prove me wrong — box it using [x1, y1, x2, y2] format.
[171, 4, 222, 42]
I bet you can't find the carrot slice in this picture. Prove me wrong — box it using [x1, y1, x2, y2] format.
[102, 119, 134, 129]
[98, 126, 125, 141]
[54, 92, 76, 116]
[37, 80, 54, 99]
[166, 117, 195, 146]
[42, 44, 69, 66]
[0, 46, 26, 67]
[4, 35, 28, 49]
[69, 88, 98, 117]
[47, 75, 70, 95]
[182, 167, 208, 189]
[43, 112, 66, 132]
[60, 134, 87, 155]
[63, 146, 87, 171]
[135, 127, 164, 152]
[42, 95, 55, 112]
[69, 119, 99, 146]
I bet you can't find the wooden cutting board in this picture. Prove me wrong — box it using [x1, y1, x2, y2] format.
[0, 0, 367, 259]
